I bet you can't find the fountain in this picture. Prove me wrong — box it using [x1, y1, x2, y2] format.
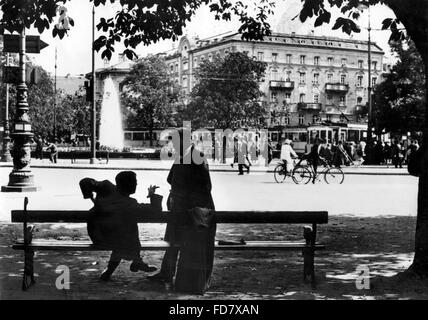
[98, 77, 124, 150]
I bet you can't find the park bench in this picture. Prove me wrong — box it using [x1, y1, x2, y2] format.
[11, 197, 328, 291]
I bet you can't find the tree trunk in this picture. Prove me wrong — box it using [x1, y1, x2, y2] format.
[382, 0, 428, 277]
[149, 126, 153, 147]
[408, 57, 428, 276]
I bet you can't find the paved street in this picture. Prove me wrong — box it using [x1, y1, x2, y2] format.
[0, 164, 418, 222]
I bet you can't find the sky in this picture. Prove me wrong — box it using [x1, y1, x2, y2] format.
[27, 0, 400, 76]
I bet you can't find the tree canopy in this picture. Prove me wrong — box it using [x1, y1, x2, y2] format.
[182, 52, 267, 129]
[121, 55, 179, 145]
[373, 40, 425, 135]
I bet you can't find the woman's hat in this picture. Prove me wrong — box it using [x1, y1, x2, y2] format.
[284, 139, 292, 144]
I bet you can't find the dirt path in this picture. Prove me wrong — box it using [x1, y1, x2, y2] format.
[1, 215, 427, 300]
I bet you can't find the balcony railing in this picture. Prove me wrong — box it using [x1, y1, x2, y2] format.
[269, 80, 295, 90]
[325, 83, 349, 92]
[297, 102, 322, 111]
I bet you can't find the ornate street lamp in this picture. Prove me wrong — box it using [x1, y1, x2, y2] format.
[1, 53, 13, 163]
[2, 30, 39, 192]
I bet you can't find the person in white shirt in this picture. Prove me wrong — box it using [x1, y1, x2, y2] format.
[280, 139, 298, 173]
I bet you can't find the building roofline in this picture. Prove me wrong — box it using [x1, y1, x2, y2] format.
[163, 31, 385, 58]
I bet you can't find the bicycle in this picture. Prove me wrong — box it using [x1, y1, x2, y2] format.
[273, 159, 297, 183]
[292, 158, 345, 184]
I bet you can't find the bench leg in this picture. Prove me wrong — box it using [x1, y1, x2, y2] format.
[22, 248, 35, 291]
[303, 246, 315, 286]
[303, 225, 316, 289]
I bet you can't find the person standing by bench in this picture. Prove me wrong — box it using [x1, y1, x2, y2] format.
[79, 171, 162, 281]
[149, 129, 216, 294]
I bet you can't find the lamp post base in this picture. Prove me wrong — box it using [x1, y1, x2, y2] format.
[1, 170, 40, 193]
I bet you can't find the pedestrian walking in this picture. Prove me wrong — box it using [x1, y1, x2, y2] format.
[47, 140, 58, 164]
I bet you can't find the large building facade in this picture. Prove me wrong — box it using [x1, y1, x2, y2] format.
[163, 32, 384, 139]
[94, 31, 385, 147]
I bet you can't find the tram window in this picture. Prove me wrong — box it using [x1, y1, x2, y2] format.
[320, 131, 326, 140]
[299, 133, 307, 142]
[272, 133, 278, 142]
[124, 132, 132, 140]
[348, 130, 359, 142]
[133, 132, 144, 141]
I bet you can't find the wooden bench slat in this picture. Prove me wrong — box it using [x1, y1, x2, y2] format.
[11, 210, 328, 224]
[12, 239, 325, 251]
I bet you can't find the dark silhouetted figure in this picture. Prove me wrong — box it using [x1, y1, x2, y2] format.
[148, 130, 216, 295]
[79, 171, 162, 281]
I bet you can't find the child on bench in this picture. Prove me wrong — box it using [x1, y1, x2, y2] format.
[79, 171, 163, 281]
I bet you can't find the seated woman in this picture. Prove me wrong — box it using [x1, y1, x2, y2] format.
[79, 171, 163, 281]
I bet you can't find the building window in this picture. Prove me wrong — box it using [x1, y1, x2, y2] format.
[257, 52, 264, 61]
[270, 91, 278, 102]
[340, 74, 346, 84]
[313, 114, 320, 124]
[285, 93, 291, 104]
[286, 71, 292, 81]
[271, 69, 278, 81]
[358, 60, 363, 69]
[314, 56, 320, 65]
[372, 61, 377, 71]
[327, 73, 333, 83]
[300, 55, 306, 64]
[224, 49, 229, 55]
[194, 58, 198, 68]
[170, 64, 174, 72]
[183, 61, 188, 71]
[175, 63, 179, 72]
[284, 116, 290, 125]
[357, 75, 363, 87]
[313, 94, 319, 103]
[299, 93, 305, 103]
[357, 96, 363, 105]
[328, 57, 333, 66]
[313, 73, 319, 84]
[327, 115, 332, 122]
[272, 53, 278, 62]
[299, 72, 306, 84]
[340, 96, 346, 106]
[372, 76, 377, 87]
[286, 54, 292, 64]
[327, 95, 332, 105]
[341, 58, 347, 66]
[208, 54, 213, 62]
[182, 76, 187, 88]
[299, 114, 304, 125]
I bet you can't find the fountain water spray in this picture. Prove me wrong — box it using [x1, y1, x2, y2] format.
[99, 77, 124, 150]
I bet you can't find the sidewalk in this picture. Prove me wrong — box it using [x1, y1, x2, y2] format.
[0, 158, 410, 175]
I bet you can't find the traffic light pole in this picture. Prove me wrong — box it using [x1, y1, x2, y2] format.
[90, 5, 97, 164]
[2, 30, 39, 192]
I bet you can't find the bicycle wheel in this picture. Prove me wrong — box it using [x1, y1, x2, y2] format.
[324, 167, 344, 184]
[292, 166, 312, 184]
[274, 164, 288, 183]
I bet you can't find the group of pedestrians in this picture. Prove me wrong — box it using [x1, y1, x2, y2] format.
[365, 139, 420, 167]
[80, 129, 216, 295]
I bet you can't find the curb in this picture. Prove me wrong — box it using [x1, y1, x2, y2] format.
[0, 164, 410, 176]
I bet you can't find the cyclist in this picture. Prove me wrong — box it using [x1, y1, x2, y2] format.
[308, 137, 326, 184]
[280, 138, 298, 174]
